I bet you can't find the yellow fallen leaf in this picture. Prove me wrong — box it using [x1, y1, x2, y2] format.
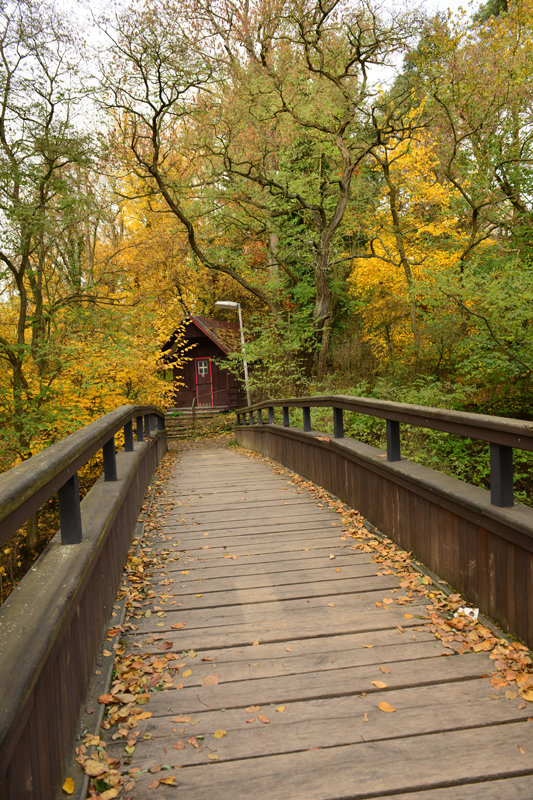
[378, 702, 396, 713]
[276, 706, 286, 712]
[62, 777, 75, 795]
[195, 594, 203, 598]
[371, 681, 388, 689]
[182, 669, 192, 678]
[159, 776, 178, 786]
[101, 790, 119, 800]
[208, 753, 219, 760]
[214, 730, 227, 739]
[404, 613, 413, 619]
[519, 688, 533, 702]
[257, 714, 270, 724]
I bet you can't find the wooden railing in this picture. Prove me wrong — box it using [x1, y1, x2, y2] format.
[235, 396, 533, 647]
[0, 405, 167, 800]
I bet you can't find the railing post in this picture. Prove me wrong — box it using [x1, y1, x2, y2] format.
[282, 407, 290, 427]
[268, 407, 274, 425]
[386, 419, 401, 461]
[124, 419, 134, 451]
[158, 414, 165, 430]
[257, 409, 263, 425]
[136, 416, 144, 442]
[58, 473, 82, 545]
[303, 407, 311, 432]
[333, 407, 344, 438]
[103, 437, 117, 481]
[248, 410, 254, 425]
[490, 443, 514, 507]
[144, 414, 151, 437]
[236, 413, 242, 426]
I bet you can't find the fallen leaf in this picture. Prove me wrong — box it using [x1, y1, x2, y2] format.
[171, 623, 185, 630]
[246, 717, 255, 723]
[172, 715, 191, 723]
[383, 597, 394, 605]
[149, 764, 162, 774]
[378, 702, 396, 713]
[188, 736, 199, 748]
[245, 705, 261, 712]
[214, 730, 227, 739]
[202, 674, 219, 687]
[159, 776, 178, 786]
[98, 694, 114, 704]
[404, 613, 413, 619]
[363, 713, 369, 723]
[257, 714, 270, 724]
[83, 759, 107, 777]
[519, 688, 533, 702]
[380, 665, 391, 674]
[62, 777, 74, 795]
[208, 753, 219, 760]
[252, 640, 259, 646]
[101, 790, 119, 800]
[173, 741, 186, 750]
[182, 669, 192, 678]
[371, 681, 388, 689]
[276, 706, 286, 712]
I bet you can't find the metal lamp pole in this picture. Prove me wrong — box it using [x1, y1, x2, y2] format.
[215, 300, 251, 406]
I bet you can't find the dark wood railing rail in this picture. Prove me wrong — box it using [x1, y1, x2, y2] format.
[0, 404, 164, 547]
[236, 395, 533, 507]
[0, 405, 167, 800]
[235, 395, 533, 649]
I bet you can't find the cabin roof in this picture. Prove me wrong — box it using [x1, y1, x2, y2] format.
[189, 316, 240, 355]
[162, 315, 240, 357]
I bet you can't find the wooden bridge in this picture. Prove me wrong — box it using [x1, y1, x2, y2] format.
[0, 397, 532, 798]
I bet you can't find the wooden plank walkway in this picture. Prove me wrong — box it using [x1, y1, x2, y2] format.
[106, 446, 533, 799]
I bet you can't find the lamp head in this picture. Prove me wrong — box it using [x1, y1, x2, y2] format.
[215, 300, 239, 310]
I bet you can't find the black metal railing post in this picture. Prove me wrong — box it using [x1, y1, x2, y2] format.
[257, 409, 263, 425]
[490, 444, 514, 507]
[103, 437, 118, 481]
[283, 407, 290, 427]
[236, 413, 242, 426]
[303, 407, 311, 432]
[268, 407, 274, 424]
[136, 416, 144, 442]
[386, 420, 401, 461]
[58, 474, 82, 545]
[248, 410, 254, 425]
[144, 414, 151, 437]
[333, 407, 344, 438]
[124, 420, 134, 451]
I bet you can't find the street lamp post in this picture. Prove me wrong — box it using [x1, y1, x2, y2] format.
[214, 300, 251, 406]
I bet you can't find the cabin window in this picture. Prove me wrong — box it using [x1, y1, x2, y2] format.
[197, 359, 209, 377]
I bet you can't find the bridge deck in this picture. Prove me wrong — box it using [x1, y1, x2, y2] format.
[108, 446, 533, 798]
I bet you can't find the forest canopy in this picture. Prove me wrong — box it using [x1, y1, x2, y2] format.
[0, 0, 532, 472]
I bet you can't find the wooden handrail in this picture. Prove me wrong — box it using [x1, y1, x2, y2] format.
[236, 395, 533, 451]
[236, 395, 533, 507]
[0, 404, 165, 547]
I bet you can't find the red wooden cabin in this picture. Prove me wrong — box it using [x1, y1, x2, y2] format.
[164, 316, 246, 409]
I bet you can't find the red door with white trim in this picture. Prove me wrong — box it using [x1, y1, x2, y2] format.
[195, 358, 214, 406]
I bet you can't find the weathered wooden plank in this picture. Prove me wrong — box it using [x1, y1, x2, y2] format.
[108, 679, 532, 768]
[128, 721, 533, 799]
[157, 575, 403, 608]
[133, 652, 489, 715]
